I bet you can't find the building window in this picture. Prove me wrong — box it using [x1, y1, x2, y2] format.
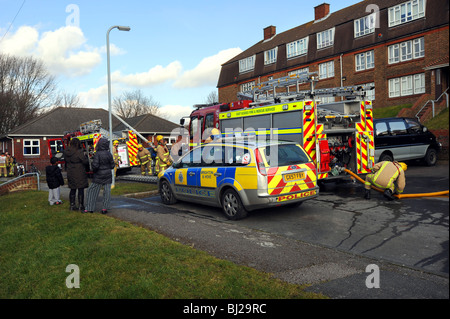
[388, 37, 424, 64]
[239, 55, 255, 73]
[319, 61, 334, 79]
[287, 37, 308, 58]
[388, 0, 426, 27]
[264, 47, 278, 65]
[240, 81, 255, 92]
[317, 28, 335, 49]
[354, 14, 375, 38]
[23, 139, 40, 155]
[388, 73, 425, 98]
[355, 50, 375, 71]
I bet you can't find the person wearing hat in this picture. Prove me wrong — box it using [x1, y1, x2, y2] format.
[155, 135, 172, 174]
[364, 161, 407, 200]
[204, 128, 222, 144]
[112, 140, 122, 177]
[136, 143, 151, 176]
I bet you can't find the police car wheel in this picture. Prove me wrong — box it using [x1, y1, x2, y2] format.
[160, 180, 177, 205]
[221, 189, 248, 220]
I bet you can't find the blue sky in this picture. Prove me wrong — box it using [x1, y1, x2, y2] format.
[0, 0, 356, 123]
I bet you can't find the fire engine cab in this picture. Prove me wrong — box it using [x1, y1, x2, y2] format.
[181, 72, 375, 180]
[49, 119, 140, 173]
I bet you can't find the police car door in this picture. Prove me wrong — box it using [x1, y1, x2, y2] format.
[197, 145, 225, 204]
[173, 147, 202, 201]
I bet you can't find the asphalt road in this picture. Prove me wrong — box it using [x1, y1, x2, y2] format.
[40, 160, 449, 299]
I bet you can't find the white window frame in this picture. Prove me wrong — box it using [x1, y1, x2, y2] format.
[388, 37, 424, 64]
[319, 61, 334, 79]
[286, 37, 309, 58]
[240, 81, 255, 92]
[317, 28, 335, 49]
[264, 47, 278, 65]
[355, 50, 375, 71]
[388, 73, 425, 98]
[354, 14, 376, 38]
[388, 0, 426, 27]
[239, 55, 255, 73]
[23, 139, 40, 156]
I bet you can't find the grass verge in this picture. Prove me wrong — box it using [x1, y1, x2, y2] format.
[0, 190, 324, 299]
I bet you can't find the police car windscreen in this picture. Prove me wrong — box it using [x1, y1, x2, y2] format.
[263, 144, 310, 167]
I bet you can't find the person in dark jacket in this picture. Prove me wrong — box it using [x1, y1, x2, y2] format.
[84, 138, 115, 214]
[64, 137, 89, 211]
[46, 157, 65, 205]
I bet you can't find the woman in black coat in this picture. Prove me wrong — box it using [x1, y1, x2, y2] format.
[64, 137, 89, 211]
[84, 138, 115, 214]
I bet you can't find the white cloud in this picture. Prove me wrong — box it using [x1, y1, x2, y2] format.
[160, 104, 194, 123]
[0, 25, 102, 77]
[77, 85, 108, 108]
[0, 25, 39, 56]
[173, 47, 242, 88]
[111, 61, 182, 87]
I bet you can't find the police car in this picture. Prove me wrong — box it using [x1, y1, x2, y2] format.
[157, 138, 319, 220]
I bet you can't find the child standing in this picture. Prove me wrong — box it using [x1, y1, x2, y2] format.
[46, 157, 65, 205]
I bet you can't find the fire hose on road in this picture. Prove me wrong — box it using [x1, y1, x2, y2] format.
[343, 169, 449, 199]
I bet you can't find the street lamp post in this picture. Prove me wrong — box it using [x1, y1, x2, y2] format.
[106, 25, 130, 188]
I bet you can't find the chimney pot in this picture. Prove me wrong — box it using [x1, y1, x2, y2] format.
[314, 3, 330, 20]
[263, 25, 276, 40]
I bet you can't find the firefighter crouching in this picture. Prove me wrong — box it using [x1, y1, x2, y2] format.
[155, 135, 172, 174]
[137, 144, 152, 176]
[364, 161, 407, 201]
[113, 140, 122, 177]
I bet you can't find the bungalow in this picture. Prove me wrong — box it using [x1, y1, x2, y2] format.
[0, 107, 180, 172]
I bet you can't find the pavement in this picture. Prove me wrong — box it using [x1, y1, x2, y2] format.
[38, 180, 449, 299]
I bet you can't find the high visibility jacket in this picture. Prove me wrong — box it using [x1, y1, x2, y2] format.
[136, 148, 151, 165]
[155, 144, 171, 173]
[113, 148, 121, 167]
[0, 155, 6, 168]
[366, 161, 406, 193]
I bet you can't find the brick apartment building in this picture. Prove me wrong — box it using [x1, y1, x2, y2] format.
[217, 0, 449, 111]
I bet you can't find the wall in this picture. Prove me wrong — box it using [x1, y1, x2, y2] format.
[0, 175, 39, 196]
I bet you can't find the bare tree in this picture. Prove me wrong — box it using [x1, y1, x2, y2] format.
[205, 90, 218, 104]
[113, 89, 163, 118]
[0, 54, 57, 135]
[54, 91, 84, 108]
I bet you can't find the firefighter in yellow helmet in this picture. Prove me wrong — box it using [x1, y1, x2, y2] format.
[204, 128, 222, 144]
[364, 161, 407, 200]
[112, 140, 122, 177]
[0, 152, 7, 178]
[155, 135, 172, 174]
[136, 143, 151, 176]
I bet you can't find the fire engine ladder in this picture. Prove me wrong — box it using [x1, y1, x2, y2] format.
[238, 72, 373, 109]
[238, 72, 316, 104]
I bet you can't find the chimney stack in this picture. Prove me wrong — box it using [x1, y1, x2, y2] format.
[264, 25, 276, 40]
[314, 3, 330, 20]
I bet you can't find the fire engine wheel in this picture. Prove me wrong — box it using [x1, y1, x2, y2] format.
[159, 180, 177, 205]
[221, 189, 248, 220]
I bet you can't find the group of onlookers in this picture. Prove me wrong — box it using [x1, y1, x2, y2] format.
[45, 137, 115, 214]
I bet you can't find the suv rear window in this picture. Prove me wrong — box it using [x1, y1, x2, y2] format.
[263, 144, 310, 167]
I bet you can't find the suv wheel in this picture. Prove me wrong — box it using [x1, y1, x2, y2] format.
[221, 189, 248, 220]
[424, 148, 437, 166]
[160, 180, 177, 204]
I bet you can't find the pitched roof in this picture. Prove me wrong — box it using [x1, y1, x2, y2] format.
[7, 107, 119, 136]
[113, 113, 179, 133]
[6, 107, 179, 136]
